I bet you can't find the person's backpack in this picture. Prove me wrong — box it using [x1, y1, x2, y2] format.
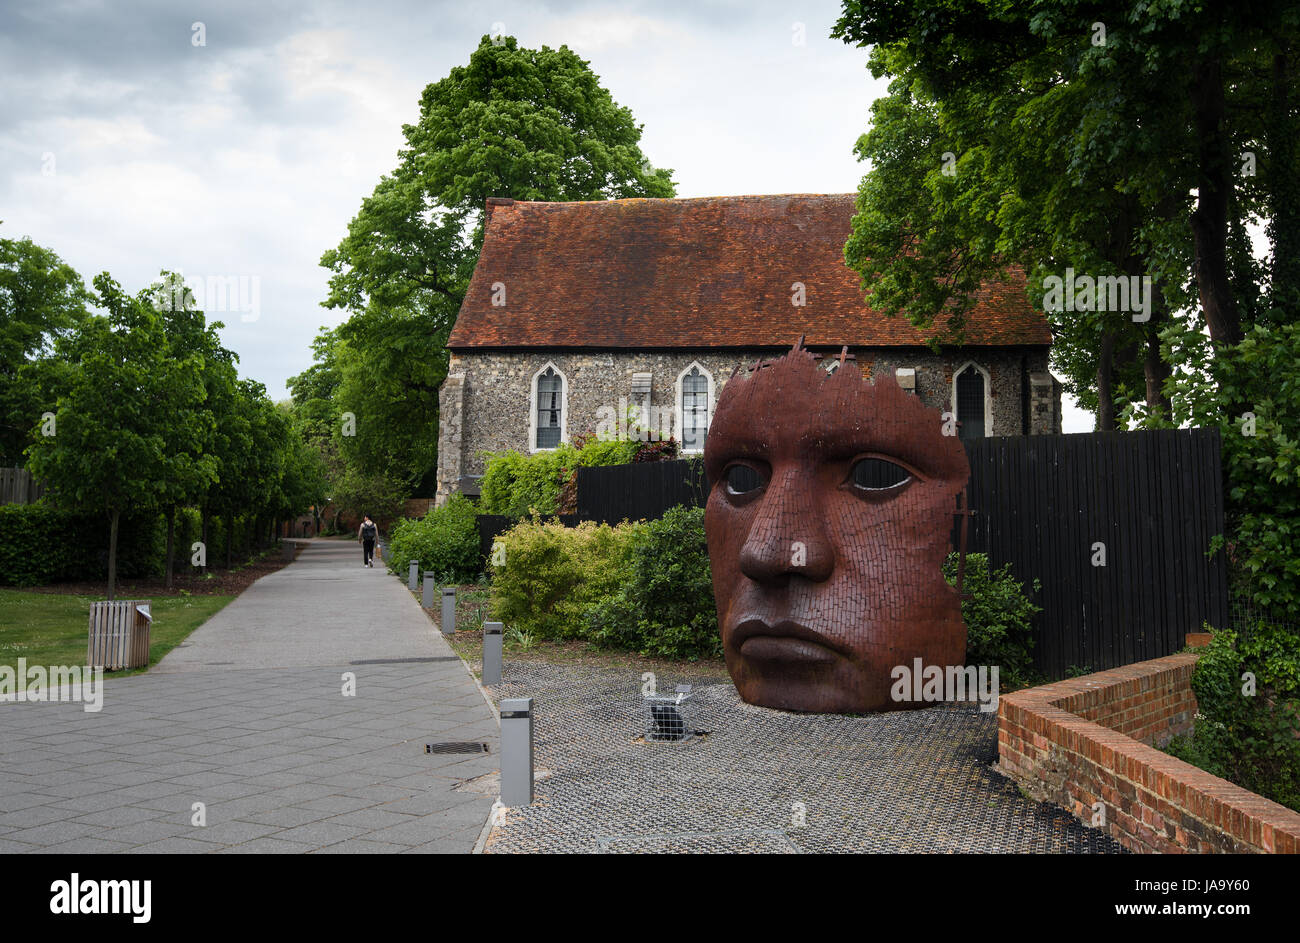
[361, 521, 377, 540]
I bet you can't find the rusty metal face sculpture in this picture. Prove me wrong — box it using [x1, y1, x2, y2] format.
[704, 342, 971, 713]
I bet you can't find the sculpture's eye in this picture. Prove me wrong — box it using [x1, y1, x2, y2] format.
[724, 462, 766, 497]
[849, 457, 912, 492]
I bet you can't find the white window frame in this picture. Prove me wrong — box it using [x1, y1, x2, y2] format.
[529, 361, 568, 452]
[951, 361, 993, 438]
[675, 361, 715, 455]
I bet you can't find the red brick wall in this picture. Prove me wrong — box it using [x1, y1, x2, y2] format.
[999, 655, 1300, 854]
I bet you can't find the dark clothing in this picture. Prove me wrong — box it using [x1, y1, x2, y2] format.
[363, 538, 375, 565]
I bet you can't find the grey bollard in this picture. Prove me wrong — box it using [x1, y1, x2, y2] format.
[440, 586, 456, 635]
[408, 560, 418, 592]
[500, 697, 533, 806]
[422, 572, 435, 609]
[483, 621, 503, 685]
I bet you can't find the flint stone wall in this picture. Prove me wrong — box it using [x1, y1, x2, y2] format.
[436, 348, 1057, 505]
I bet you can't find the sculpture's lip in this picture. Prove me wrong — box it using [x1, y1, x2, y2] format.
[732, 618, 848, 660]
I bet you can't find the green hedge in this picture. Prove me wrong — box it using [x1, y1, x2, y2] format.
[485, 512, 1049, 666]
[479, 447, 576, 518]
[386, 494, 481, 584]
[0, 504, 166, 586]
[478, 437, 671, 519]
[488, 506, 720, 659]
[584, 506, 721, 659]
[0, 503, 278, 586]
[489, 516, 640, 640]
[1166, 622, 1300, 812]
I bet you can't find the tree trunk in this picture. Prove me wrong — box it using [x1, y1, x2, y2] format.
[1096, 329, 1116, 431]
[1190, 57, 1243, 347]
[165, 505, 176, 591]
[1144, 287, 1173, 416]
[107, 509, 120, 601]
[1269, 48, 1300, 317]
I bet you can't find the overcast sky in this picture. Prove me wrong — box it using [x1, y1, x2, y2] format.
[1, 0, 1093, 431]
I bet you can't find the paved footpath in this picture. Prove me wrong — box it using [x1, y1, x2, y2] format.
[0, 540, 499, 853]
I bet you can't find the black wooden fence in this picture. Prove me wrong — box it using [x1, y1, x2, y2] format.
[576, 460, 708, 524]
[564, 429, 1229, 677]
[961, 428, 1227, 677]
[0, 467, 44, 505]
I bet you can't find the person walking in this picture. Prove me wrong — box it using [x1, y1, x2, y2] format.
[358, 515, 378, 567]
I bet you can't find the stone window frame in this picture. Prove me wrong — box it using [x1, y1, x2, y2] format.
[529, 361, 568, 452]
[675, 361, 715, 454]
[951, 360, 992, 438]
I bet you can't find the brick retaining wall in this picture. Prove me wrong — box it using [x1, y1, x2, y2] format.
[998, 655, 1300, 853]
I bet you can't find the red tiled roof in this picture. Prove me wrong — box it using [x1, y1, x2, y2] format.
[447, 194, 1051, 349]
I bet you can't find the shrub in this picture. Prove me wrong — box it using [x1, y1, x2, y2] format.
[481, 437, 668, 519]
[386, 494, 482, 584]
[576, 438, 639, 467]
[479, 446, 577, 517]
[1146, 321, 1300, 618]
[489, 517, 640, 640]
[632, 439, 679, 462]
[584, 505, 721, 660]
[1166, 622, 1300, 812]
[0, 503, 165, 586]
[943, 552, 1041, 688]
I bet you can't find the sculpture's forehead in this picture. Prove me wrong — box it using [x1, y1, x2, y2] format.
[709, 360, 968, 483]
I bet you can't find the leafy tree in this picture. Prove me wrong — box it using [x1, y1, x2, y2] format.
[1149, 321, 1300, 617]
[26, 274, 207, 598]
[831, 0, 1300, 424]
[332, 306, 448, 496]
[0, 233, 90, 465]
[308, 34, 677, 505]
[148, 272, 222, 588]
[274, 403, 329, 533]
[322, 35, 675, 319]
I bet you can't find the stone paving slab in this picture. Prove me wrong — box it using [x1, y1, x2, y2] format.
[0, 540, 500, 853]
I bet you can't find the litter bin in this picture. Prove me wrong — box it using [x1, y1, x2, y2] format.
[87, 600, 153, 670]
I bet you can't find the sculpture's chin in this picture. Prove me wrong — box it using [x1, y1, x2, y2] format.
[723, 622, 967, 714]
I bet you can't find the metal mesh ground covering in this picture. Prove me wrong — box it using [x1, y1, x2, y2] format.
[484, 663, 1125, 854]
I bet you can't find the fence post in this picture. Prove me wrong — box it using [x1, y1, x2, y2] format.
[483, 621, 503, 684]
[440, 586, 456, 635]
[422, 572, 435, 609]
[500, 697, 533, 806]
[408, 560, 418, 592]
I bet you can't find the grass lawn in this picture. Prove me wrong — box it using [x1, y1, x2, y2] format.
[0, 590, 233, 678]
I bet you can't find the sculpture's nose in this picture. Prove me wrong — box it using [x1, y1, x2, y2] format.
[738, 466, 833, 585]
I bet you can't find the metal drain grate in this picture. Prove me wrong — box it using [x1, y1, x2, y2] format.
[425, 741, 491, 754]
[352, 656, 461, 665]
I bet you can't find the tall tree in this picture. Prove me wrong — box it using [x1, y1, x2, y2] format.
[0, 233, 90, 465]
[832, 0, 1300, 425]
[27, 274, 207, 598]
[311, 34, 676, 501]
[149, 272, 222, 588]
